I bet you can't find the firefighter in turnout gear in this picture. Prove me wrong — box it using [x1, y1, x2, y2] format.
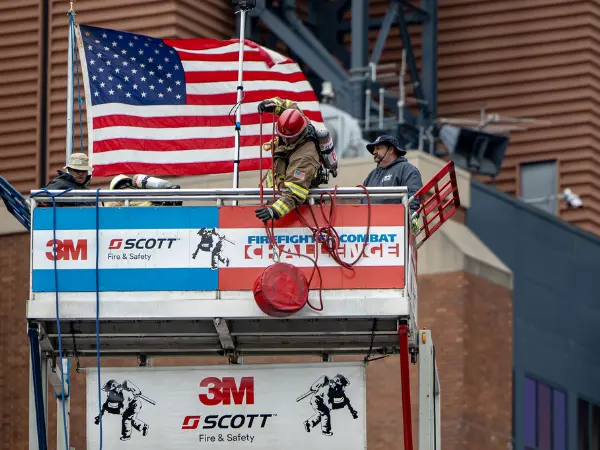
[255, 97, 322, 222]
[94, 379, 149, 441]
[192, 227, 231, 270]
[302, 374, 358, 436]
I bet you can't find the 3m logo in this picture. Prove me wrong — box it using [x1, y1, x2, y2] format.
[199, 377, 254, 406]
[181, 416, 201, 430]
[108, 239, 123, 250]
[45, 239, 88, 261]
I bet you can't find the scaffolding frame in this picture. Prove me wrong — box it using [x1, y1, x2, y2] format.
[25, 185, 444, 450]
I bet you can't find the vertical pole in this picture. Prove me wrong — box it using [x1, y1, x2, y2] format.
[398, 49, 406, 125]
[399, 324, 415, 450]
[418, 330, 435, 450]
[378, 87, 385, 129]
[233, 8, 247, 193]
[29, 346, 40, 450]
[421, 0, 438, 128]
[29, 328, 48, 450]
[66, 7, 75, 164]
[56, 358, 71, 450]
[351, 0, 369, 120]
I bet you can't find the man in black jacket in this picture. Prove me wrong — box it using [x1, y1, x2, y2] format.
[44, 152, 94, 207]
[360, 135, 423, 231]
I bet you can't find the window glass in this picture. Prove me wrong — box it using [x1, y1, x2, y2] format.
[553, 389, 567, 450]
[538, 383, 552, 450]
[520, 160, 558, 215]
[524, 377, 538, 447]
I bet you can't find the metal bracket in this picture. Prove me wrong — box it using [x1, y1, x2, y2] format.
[137, 354, 152, 367]
[47, 357, 70, 398]
[214, 318, 236, 351]
[227, 351, 243, 365]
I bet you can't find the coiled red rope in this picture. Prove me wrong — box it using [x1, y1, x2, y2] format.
[258, 112, 372, 311]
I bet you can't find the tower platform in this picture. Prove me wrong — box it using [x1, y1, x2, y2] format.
[26, 187, 418, 358]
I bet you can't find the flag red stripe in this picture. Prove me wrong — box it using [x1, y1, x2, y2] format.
[163, 38, 236, 50]
[184, 70, 308, 83]
[93, 111, 324, 129]
[92, 158, 267, 177]
[186, 90, 318, 106]
[94, 136, 270, 152]
[177, 51, 293, 63]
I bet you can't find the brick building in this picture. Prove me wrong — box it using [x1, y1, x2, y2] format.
[1, 1, 599, 449]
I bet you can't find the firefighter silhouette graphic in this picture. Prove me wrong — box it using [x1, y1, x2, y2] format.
[94, 379, 155, 442]
[296, 374, 358, 436]
[192, 227, 233, 270]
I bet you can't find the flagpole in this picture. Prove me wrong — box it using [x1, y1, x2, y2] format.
[66, 2, 76, 164]
[232, 1, 256, 194]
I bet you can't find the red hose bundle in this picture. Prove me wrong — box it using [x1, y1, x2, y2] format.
[254, 112, 372, 317]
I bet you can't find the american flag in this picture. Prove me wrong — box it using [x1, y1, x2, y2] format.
[76, 24, 325, 177]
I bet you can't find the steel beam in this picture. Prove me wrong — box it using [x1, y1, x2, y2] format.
[397, 7, 429, 124]
[254, 0, 352, 111]
[255, 0, 419, 129]
[351, 0, 369, 119]
[370, 0, 400, 66]
[398, 0, 428, 18]
[421, 0, 438, 124]
[339, 12, 424, 31]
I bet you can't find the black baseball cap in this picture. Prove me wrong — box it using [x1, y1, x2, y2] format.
[366, 135, 406, 155]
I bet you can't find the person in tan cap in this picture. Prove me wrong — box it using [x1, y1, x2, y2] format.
[44, 152, 93, 207]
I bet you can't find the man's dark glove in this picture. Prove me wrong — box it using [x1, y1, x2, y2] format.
[255, 206, 280, 222]
[258, 99, 277, 114]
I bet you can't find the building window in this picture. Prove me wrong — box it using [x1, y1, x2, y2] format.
[523, 376, 567, 450]
[520, 160, 558, 215]
[578, 398, 600, 449]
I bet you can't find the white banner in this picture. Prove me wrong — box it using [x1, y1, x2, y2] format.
[33, 226, 403, 270]
[86, 363, 366, 449]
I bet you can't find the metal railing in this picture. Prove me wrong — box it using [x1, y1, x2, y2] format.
[29, 186, 409, 205]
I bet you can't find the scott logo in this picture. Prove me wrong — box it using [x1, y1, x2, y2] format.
[108, 238, 178, 250]
[45, 239, 88, 261]
[182, 414, 274, 430]
[199, 377, 254, 406]
[181, 415, 201, 430]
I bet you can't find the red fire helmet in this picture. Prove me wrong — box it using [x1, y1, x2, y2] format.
[276, 109, 308, 142]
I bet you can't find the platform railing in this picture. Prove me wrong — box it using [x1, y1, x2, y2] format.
[29, 186, 409, 205]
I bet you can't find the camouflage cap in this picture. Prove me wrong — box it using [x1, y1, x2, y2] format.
[64, 152, 93, 172]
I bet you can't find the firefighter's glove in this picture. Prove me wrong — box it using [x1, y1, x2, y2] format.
[255, 206, 280, 222]
[258, 99, 277, 114]
[411, 217, 419, 233]
[258, 98, 284, 115]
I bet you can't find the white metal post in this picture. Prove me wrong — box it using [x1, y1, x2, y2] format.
[66, 9, 75, 164]
[232, 8, 247, 192]
[418, 329, 441, 450]
[49, 358, 71, 450]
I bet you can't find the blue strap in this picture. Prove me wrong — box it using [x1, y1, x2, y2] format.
[95, 188, 103, 449]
